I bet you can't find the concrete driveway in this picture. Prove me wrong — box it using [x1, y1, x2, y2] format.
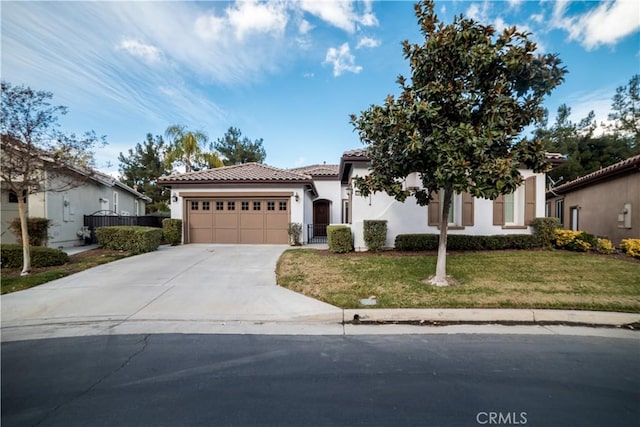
[1, 245, 343, 341]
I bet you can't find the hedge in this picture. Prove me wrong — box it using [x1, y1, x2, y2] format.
[530, 217, 560, 249]
[1, 244, 69, 268]
[162, 219, 183, 246]
[620, 239, 640, 259]
[327, 225, 352, 253]
[394, 234, 539, 251]
[363, 220, 387, 252]
[95, 226, 163, 255]
[8, 217, 51, 246]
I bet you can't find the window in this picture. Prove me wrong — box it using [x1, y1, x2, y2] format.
[342, 200, 350, 224]
[191, 201, 199, 210]
[241, 201, 249, 211]
[8, 190, 26, 203]
[267, 201, 275, 211]
[493, 176, 535, 227]
[555, 199, 564, 225]
[570, 206, 579, 231]
[504, 192, 515, 224]
[279, 201, 287, 211]
[429, 191, 474, 228]
[113, 192, 118, 214]
[253, 201, 261, 211]
[135, 200, 139, 216]
[228, 201, 235, 211]
[214, 201, 223, 211]
[200, 201, 209, 211]
[545, 202, 551, 218]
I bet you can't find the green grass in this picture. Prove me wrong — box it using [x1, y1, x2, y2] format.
[1, 251, 129, 294]
[277, 249, 640, 312]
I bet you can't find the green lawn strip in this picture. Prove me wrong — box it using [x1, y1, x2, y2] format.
[1, 270, 70, 294]
[1, 252, 129, 295]
[276, 250, 640, 312]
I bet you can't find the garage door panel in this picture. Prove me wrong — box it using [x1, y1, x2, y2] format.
[187, 197, 290, 244]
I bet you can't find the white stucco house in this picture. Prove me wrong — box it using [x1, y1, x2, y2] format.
[1, 169, 151, 249]
[158, 149, 546, 250]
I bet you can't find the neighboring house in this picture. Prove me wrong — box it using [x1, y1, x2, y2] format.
[159, 149, 546, 249]
[1, 169, 151, 248]
[546, 154, 640, 246]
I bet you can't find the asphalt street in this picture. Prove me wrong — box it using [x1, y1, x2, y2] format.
[2, 333, 639, 426]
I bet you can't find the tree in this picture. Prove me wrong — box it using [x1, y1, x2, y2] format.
[118, 134, 171, 212]
[608, 74, 639, 153]
[1, 81, 105, 275]
[538, 105, 632, 183]
[213, 127, 266, 165]
[350, 1, 566, 286]
[164, 125, 208, 173]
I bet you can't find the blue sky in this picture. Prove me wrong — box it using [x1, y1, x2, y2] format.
[2, 1, 639, 176]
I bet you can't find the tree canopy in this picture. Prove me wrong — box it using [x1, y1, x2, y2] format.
[213, 127, 266, 165]
[1, 81, 105, 275]
[118, 134, 171, 212]
[350, 1, 566, 285]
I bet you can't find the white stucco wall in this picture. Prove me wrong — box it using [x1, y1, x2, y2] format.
[348, 164, 546, 250]
[168, 184, 308, 243]
[312, 179, 343, 224]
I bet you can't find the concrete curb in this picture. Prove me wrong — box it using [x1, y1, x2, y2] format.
[343, 308, 640, 327]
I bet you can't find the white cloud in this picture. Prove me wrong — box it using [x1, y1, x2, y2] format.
[303, 72, 314, 78]
[530, 13, 544, 24]
[117, 38, 163, 63]
[226, 0, 288, 40]
[356, 36, 380, 49]
[507, 0, 524, 9]
[551, 0, 640, 50]
[324, 43, 362, 77]
[298, 0, 377, 33]
[294, 156, 306, 167]
[298, 19, 313, 34]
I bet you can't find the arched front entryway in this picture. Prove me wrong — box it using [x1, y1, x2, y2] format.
[312, 199, 331, 238]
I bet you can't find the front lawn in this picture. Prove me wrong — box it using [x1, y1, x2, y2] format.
[277, 250, 640, 313]
[1, 249, 131, 294]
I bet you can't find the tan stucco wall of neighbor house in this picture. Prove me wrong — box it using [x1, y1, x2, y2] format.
[548, 173, 639, 246]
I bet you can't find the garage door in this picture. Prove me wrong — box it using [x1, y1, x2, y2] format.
[187, 198, 290, 244]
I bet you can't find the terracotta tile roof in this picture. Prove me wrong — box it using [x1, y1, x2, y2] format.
[289, 164, 339, 177]
[342, 148, 369, 158]
[158, 162, 313, 184]
[550, 154, 640, 195]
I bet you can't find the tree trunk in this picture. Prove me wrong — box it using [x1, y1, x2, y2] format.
[17, 196, 31, 276]
[431, 186, 452, 286]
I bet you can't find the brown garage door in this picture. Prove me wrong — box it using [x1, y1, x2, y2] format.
[187, 198, 290, 244]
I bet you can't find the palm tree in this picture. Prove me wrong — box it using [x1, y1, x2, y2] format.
[164, 125, 208, 173]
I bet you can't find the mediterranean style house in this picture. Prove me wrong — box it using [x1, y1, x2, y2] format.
[159, 148, 546, 250]
[546, 154, 639, 246]
[1, 169, 150, 248]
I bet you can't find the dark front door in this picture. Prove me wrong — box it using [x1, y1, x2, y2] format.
[313, 200, 330, 236]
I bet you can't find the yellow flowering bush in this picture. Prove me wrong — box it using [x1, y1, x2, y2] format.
[620, 239, 640, 259]
[554, 229, 592, 252]
[595, 238, 615, 254]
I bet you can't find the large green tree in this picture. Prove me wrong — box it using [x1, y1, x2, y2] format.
[538, 104, 633, 184]
[351, 1, 565, 286]
[213, 127, 266, 165]
[1, 81, 104, 275]
[608, 74, 639, 153]
[118, 134, 170, 212]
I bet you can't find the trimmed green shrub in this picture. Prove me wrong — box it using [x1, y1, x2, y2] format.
[162, 219, 183, 246]
[288, 222, 302, 246]
[1, 244, 68, 268]
[363, 220, 387, 252]
[394, 234, 539, 251]
[96, 226, 163, 255]
[8, 217, 52, 246]
[530, 217, 560, 249]
[327, 225, 352, 253]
